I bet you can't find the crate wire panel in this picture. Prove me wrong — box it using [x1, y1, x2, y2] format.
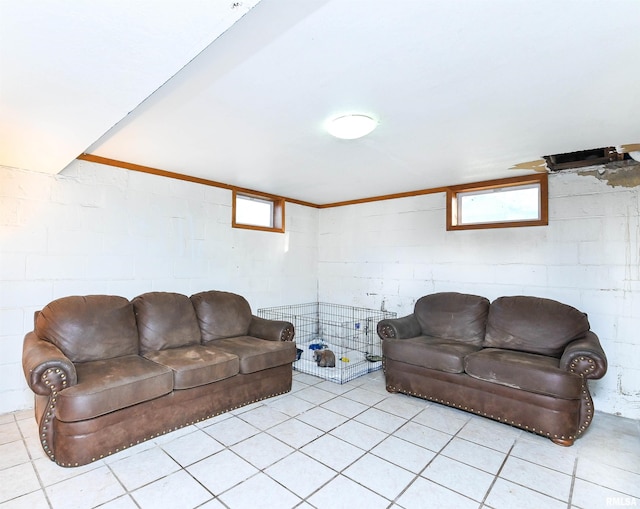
[257, 302, 396, 384]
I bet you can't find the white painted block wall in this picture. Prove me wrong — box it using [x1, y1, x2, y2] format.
[2, 161, 639, 419]
[0, 160, 319, 413]
[318, 171, 640, 419]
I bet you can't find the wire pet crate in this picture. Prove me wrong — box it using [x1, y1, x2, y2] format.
[258, 302, 396, 384]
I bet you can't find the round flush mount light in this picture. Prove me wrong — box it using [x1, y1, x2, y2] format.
[326, 114, 378, 139]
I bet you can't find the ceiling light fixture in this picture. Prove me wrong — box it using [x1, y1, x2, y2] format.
[326, 114, 377, 140]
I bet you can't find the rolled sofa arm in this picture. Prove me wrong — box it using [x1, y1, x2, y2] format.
[249, 315, 295, 342]
[22, 332, 77, 395]
[559, 331, 607, 379]
[377, 314, 422, 340]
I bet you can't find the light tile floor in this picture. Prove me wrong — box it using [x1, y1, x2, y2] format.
[1, 370, 638, 509]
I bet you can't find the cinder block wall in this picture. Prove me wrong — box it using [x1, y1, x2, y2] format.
[2, 160, 639, 419]
[318, 170, 640, 419]
[0, 160, 319, 412]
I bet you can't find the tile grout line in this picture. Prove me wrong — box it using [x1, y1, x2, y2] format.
[480, 441, 515, 509]
[567, 456, 579, 509]
[14, 411, 55, 509]
[104, 455, 145, 509]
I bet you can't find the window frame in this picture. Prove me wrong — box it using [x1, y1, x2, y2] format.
[232, 190, 285, 233]
[446, 173, 548, 231]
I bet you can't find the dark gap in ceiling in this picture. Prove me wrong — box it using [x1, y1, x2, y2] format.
[544, 147, 628, 171]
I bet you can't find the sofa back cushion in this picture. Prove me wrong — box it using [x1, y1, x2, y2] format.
[35, 295, 138, 363]
[191, 290, 252, 342]
[483, 296, 590, 357]
[132, 292, 201, 354]
[414, 292, 490, 345]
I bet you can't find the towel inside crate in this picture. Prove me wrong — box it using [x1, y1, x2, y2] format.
[294, 339, 381, 383]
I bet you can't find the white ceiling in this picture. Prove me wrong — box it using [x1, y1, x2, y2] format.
[3, 0, 640, 205]
[0, 0, 259, 175]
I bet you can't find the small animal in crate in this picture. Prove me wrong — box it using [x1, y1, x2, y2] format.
[313, 349, 336, 368]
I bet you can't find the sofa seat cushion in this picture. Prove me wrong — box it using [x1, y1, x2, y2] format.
[143, 345, 239, 389]
[464, 349, 583, 399]
[207, 337, 297, 374]
[56, 355, 173, 422]
[383, 336, 482, 373]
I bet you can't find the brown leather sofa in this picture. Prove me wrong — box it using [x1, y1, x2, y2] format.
[22, 290, 296, 467]
[377, 292, 607, 445]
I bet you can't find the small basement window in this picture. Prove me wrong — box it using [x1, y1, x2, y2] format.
[447, 174, 548, 230]
[232, 190, 285, 233]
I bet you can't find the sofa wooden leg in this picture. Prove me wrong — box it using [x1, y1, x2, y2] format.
[551, 437, 574, 447]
